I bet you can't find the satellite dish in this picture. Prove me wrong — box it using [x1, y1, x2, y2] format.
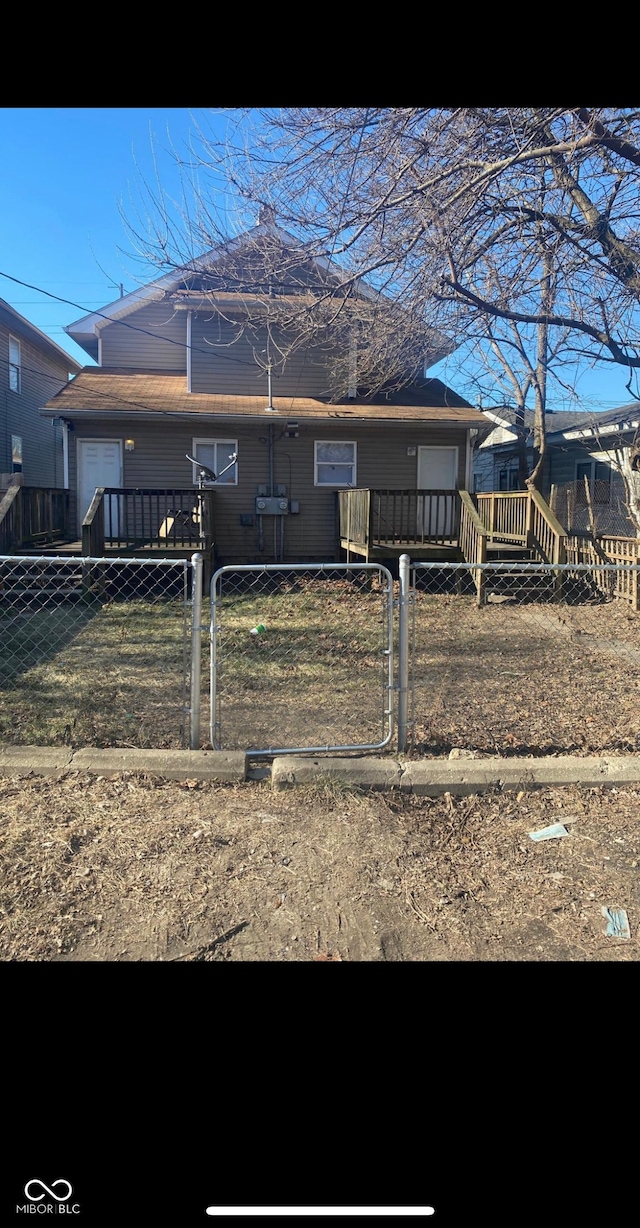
[186, 454, 217, 482]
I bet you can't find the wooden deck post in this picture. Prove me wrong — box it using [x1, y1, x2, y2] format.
[525, 489, 534, 547]
[476, 530, 487, 607]
[366, 490, 373, 564]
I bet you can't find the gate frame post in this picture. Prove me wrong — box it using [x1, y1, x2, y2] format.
[397, 553, 410, 754]
[189, 552, 203, 750]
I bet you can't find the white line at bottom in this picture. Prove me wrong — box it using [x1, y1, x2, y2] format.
[205, 1210, 435, 1218]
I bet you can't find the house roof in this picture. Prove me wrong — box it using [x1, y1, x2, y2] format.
[0, 297, 82, 373]
[42, 369, 486, 425]
[64, 218, 455, 368]
[545, 402, 640, 441]
[481, 406, 591, 436]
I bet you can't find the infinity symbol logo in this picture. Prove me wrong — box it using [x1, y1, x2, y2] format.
[25, 1180, 73, 1202]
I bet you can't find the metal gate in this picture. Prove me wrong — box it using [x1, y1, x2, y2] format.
[209, 563, 394, 756]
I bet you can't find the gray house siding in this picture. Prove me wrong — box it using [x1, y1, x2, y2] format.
[99, 302, 187, 370]
[547, 440, 617, 488]
[547, 439, 632, 534]
[69, 418, 469, 557]
[1, 320, 73, 486]
[473, 439, 554, 495]
[98, 306, 341, 399]
[189, 316, 339, 399]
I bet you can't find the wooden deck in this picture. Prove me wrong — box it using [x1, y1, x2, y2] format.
[338, 488, 569, 602]
[28, 539, 200, 561]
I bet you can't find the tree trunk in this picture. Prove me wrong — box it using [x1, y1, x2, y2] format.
[527, 246, 552, 491]
[618, 448, 640, 537]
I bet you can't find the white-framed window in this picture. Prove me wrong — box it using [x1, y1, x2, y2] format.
[11, 434, 23, 473]
[576, 459, 612, 504]
[191, 439, 238, 485]
[314, 440, 357, 486]
[498, 464, 520, 491]
[9, 336, 21, 393]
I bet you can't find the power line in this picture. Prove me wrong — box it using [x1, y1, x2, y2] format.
[0, 353, 296, 420]
[0, 271, 292, 372]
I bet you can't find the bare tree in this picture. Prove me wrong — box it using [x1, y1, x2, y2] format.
[122, 108, 640, 471]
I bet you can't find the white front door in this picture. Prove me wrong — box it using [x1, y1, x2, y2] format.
[78, 439, 123, 535]
[417, 446, 459, 535]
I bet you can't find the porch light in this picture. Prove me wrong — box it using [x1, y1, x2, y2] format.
[125, 439, 135, 451]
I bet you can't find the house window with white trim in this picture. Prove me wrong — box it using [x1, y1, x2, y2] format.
[191, 439, 238, 485]
[314, 440, 357, 486]
[9, 336, 21, 393]
[498, 464, 520, 491]
[576, 459, 612, 504]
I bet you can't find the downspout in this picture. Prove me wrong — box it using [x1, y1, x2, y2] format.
[62, 421, 69, 489]
[268, 422, 276, 561]
[466, 429, 478, 491]
[186, 310, 192, 393]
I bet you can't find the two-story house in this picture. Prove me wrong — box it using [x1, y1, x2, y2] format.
[1, 297, 81, 489]
[42, 217, 488, 564]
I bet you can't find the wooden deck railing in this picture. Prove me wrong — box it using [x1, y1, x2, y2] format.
[339, 489, 460, 548]
[600, 536, 640, 610]
[476, 491, 529, 543]
[459, 491, 488, 605]
[566, 533, 640, 610]
[529, 489, 567, 566]
[0, 483, 68, 553]
[81, 488, 106, 556]
[338, 489, 371, 550]
[81, 488, 215, 556]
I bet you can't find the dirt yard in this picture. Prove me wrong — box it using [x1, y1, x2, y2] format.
[1, 769, 638, 961]
[411, 588, 640, 756]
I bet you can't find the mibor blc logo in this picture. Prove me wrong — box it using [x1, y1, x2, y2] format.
[16, 1181, 80, 1216]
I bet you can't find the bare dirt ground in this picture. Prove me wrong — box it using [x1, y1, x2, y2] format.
[1, 769, 638, 961]
[411, 590, 640, 756]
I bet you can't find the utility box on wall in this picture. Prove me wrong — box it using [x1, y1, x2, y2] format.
[255, 496, 289, 515]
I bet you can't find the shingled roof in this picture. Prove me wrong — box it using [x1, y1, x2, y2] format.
[43, 369, 487, 424]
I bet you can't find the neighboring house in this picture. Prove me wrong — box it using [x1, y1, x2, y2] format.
[1, 297, 81, 489]
[545, 403, 640, 536]
[473, 406, 589, 494]
[473, 402, 640, 536]
[41, 217, 488, 563]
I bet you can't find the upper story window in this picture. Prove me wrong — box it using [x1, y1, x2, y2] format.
[192, 439, 238, 485]
[314, 440, 357, 486]
[9, 336, 21, 393]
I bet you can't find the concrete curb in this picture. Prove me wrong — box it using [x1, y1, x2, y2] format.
[0, 747, 247, 782]
[271, 754, 640, 795]
[3, 748, 640, 795]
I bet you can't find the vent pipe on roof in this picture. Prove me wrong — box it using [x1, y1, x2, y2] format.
[258, 204, 276, 227]
[264, 359, 277, 412]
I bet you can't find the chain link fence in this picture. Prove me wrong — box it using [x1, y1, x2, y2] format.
[0, 555, 191, 749]
[209, 563, 394, 755]
[407, 560, 640, 757]
[551, 479, 635, 537]
[4, 551, 640, 762]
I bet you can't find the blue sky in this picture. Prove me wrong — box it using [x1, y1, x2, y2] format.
[0, 107, 637, 411]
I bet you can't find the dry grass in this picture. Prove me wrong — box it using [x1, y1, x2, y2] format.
[209, 575, 391, 751]
[411, 590, 640, 756]
[0, 599, 187, 748]
[2, 572, 640, 760]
